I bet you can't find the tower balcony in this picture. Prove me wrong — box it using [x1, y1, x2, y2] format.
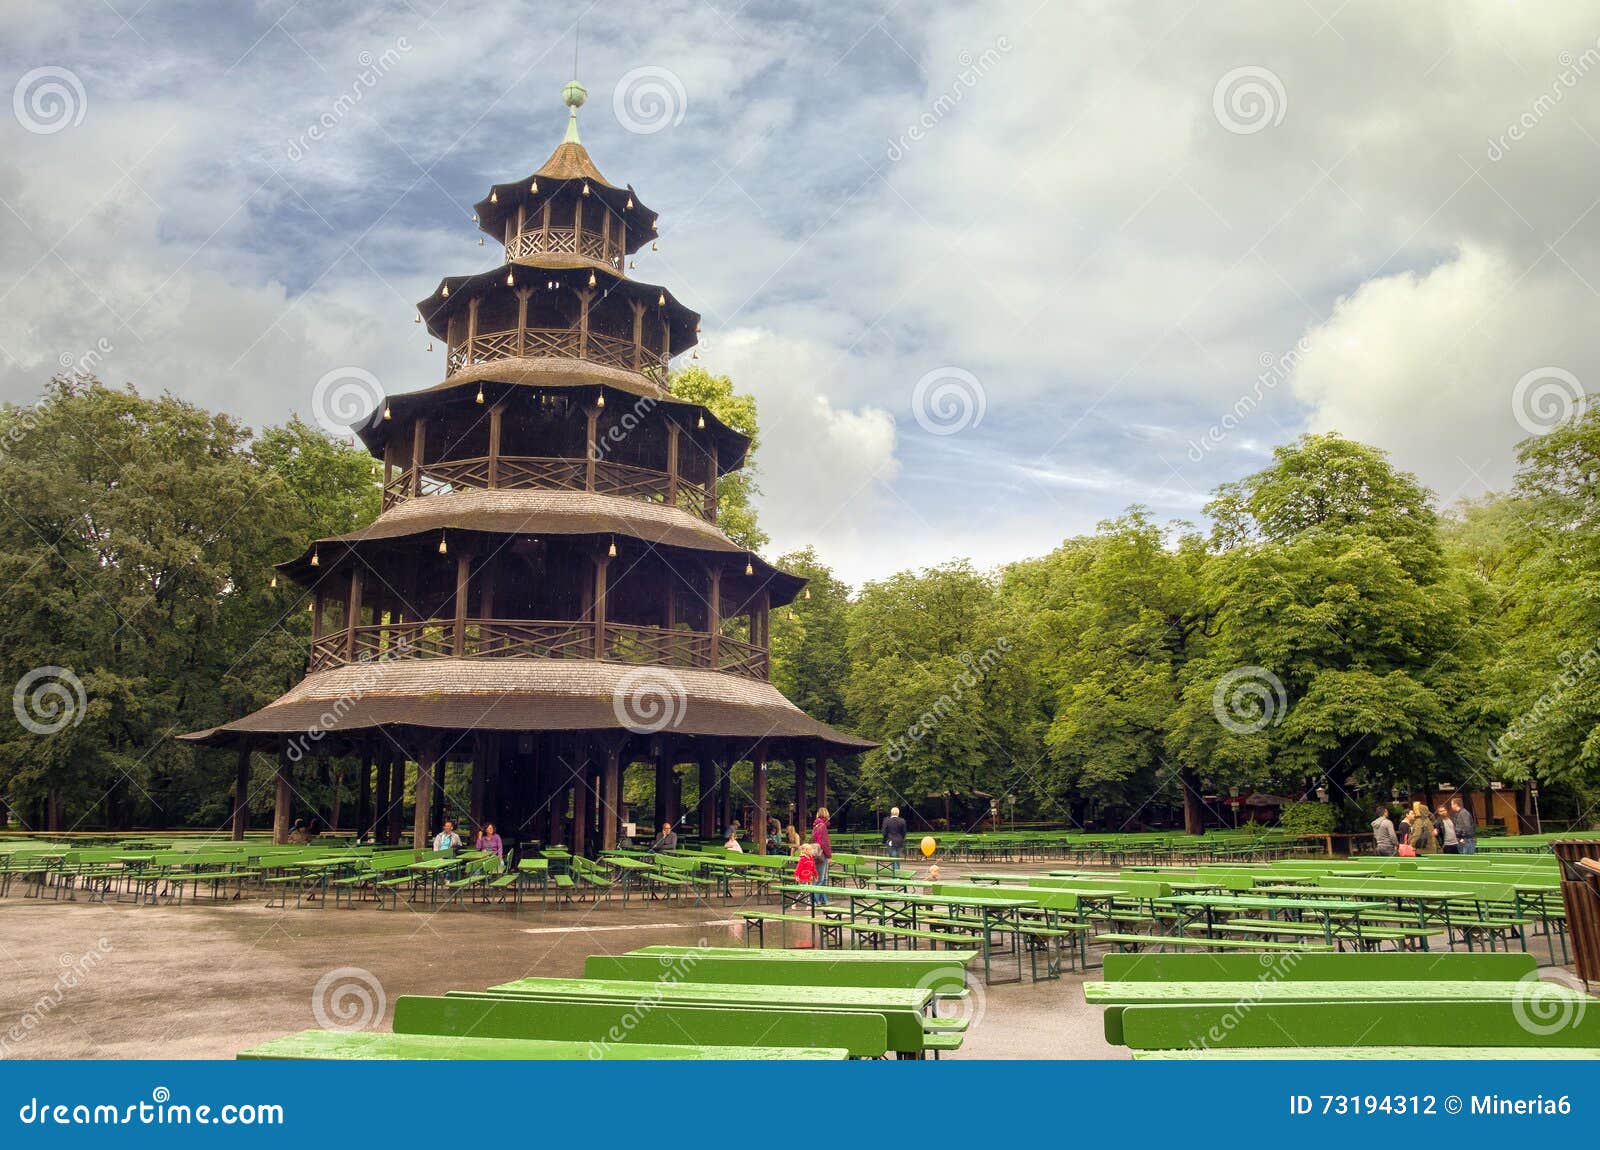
[306, 617, 768, 682]
[380, 455, 713, 520]
[445, 325, 670, 385]
[506, 225, 624, 270]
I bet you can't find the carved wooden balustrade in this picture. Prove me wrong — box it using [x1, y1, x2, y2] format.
[306, 617, 767, 681]
[380, 454, 714, 520]
[446, 325, 669, 385]
[506, 225, 619, 267]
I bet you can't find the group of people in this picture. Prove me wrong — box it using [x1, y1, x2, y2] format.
[429, 819, 503, 859]
[1370, 797, 1477, 856]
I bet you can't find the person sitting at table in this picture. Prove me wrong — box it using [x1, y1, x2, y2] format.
[724, 828, 744, 853]
[766, 819, 783, 854]
[286, 818, 310, 845]
[475, 822, 503, 860]
[650, 822, 678, 853]
[432, 819, 461, 853]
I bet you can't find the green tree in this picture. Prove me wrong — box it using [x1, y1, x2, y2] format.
[669, 366, 767, 551]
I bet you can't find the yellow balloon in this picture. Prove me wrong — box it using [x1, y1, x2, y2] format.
[919, 836, 937, 858]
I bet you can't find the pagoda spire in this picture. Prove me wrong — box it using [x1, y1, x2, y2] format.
[562, 79, 586, 144]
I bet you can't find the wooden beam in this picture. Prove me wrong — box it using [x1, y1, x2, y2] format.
[753, 746, 768, 855]
[601, 745, 622, 850]
[487, 403, 504, 487]
[410, 417, 427, 497]
[593, 553, 609, 659]
[794, 756, 808, 831]
[707, 564, 721, 666]
[413, 740, 436, 850]
[815, 754, 829, 813]
[452, 553, 471, 656]
[585, 404, 598, 491]
[231, 742, 252, 841]
[274, 743, 293, 844]
[344, 566, 364, 663]
[665, 419, 680, 508]
[697, 753, 716, 840]
[572, 741, 590, 858]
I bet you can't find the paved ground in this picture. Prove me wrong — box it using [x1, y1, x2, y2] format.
[0, 867, 1122, 1060]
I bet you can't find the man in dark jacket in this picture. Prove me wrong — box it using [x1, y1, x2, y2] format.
[1371, 805, 1399, 856]
[1450, 797, 1477, 854]
[881, 807, 908, 870]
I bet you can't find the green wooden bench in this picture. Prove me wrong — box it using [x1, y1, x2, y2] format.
[239, 1030, 848, 1060]
[1097, 932, 1333, 953]
[1117, 1000, 1600, 1050]
[738, 909, 970, 950]
[1135, 1046, 1600, 1061]
[391, 994, 892, 1059]
[1102, 950, 1538, 982]
[583, 953, 970, 997]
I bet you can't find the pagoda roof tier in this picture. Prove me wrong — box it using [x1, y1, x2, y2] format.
[178, 658, 876, 752]
[473, 141, 658, 258]
[416, 263, 697, 354]
[274, 487, 805, 607]
[353, 366, 750, 472]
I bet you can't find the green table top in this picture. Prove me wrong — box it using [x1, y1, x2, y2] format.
[1158, 894, 1378, 913]
[239, 1030, 848, 1061]
[772, 884, 1033, 909]
[481, 977, 933, 1012]
[603, 857, 655, 871]
[632, 945, 981, 964]
[1085, 979, 1595, 1005]
[1250, 884, 1478, 901]
[1136, 1047, 1600, 1061]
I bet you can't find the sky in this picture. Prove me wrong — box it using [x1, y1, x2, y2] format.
[1, 0, 1597, 588]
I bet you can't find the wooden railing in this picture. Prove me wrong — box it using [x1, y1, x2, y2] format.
[306, 618, 767, 682]
[446, 326, 669, 384]
[381, 453, 713, 521]
[507, 226, 618, 267]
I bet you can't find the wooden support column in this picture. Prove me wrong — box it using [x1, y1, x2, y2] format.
[652, 742, 668, 834]
[572, 743, 590, 858]
[630, 300, 645, 372]
[540, 200, 551, 246]
[375, 752, 392, 842]
[585, 404, 599, 491]
[752, 746, 769, 855]
[665, 420, 680, 508]
[794, 757, 808, 831]
[355, 740, 371, 842]
[466, 297, 480, 366]
[470, 735, 488, 830]
[231, 742, 252, 840]
[452, 553, 471, 656]
[515, 289, 531, 356]
[433, 758, 447, 833]
[601, 745, 622, 851]
[593, 552, 610, 659]
[344, 566, 364, 663]
[573, 196, 584, 251]
[697, 753, 716, 839]
[707, 565, 721, 666]
[577, 288, 593, 359]
[410, 417, 427, 497]
[719, 758, 732, 835]
[413, 740, 436, 850]
[815, 755, 829, 812]
[386, 752, 405, 845]
[274, 742, 293, 844]
[707, 443, 719, 523]
[487, 403, 504, 488]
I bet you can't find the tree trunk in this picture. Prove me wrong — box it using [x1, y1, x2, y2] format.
[1180, 767, 1205, 836]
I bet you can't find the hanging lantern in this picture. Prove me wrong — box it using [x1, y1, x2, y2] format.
[270, 573, 277, 589]
[697, 412, 705, 430]
[310, 548, 320, 567]
[490, 189, 498, 204]
[476, 383, 485, 404]
[307, 600, 315, 613]
[803, 587, 811, 600]
[581, 181, 590, 196]
[626, 195, 634, 209]
[745, 557, 754, 576]
[588, 271, 597, 287]
[438, 532, 448, 555]
[413, 314, 421, 324]
[651, 240, 659, 252]
[607, 538, 617, 559]
[427, 341, 434, 351]
[657, 290, 665, 306]
[505, 271, 515, 286]
[472, 213, 478, 223]
[595, 391, 605, 409]
[628, 259, 636, 270]
[441, 284, 449, 296]
[383, 403, 392, 420]
[692, 349, 699, 360]
[478, 236, 485, 246]
[530, 179, 538, 193]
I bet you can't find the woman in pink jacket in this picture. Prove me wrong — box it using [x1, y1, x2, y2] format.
[811, 807, 832, 904]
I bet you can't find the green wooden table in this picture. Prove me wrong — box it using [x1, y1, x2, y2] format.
[240, 1030, 848, 1060]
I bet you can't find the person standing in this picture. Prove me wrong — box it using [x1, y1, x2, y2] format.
[1407, 802, 1435, 853]
[1371, 804, 1399, 856]
[1435, 805, 1459, 853]
[1451, 796, 1477, 854]
[811, 807, 832, 905]
[881, 806, 908, 870]
[785, 824, 801, 855]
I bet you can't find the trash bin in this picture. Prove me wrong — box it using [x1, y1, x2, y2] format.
[1553, 840, 1600, 985]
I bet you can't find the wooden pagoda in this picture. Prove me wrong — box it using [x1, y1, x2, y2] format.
[183, 80, 873, 852]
